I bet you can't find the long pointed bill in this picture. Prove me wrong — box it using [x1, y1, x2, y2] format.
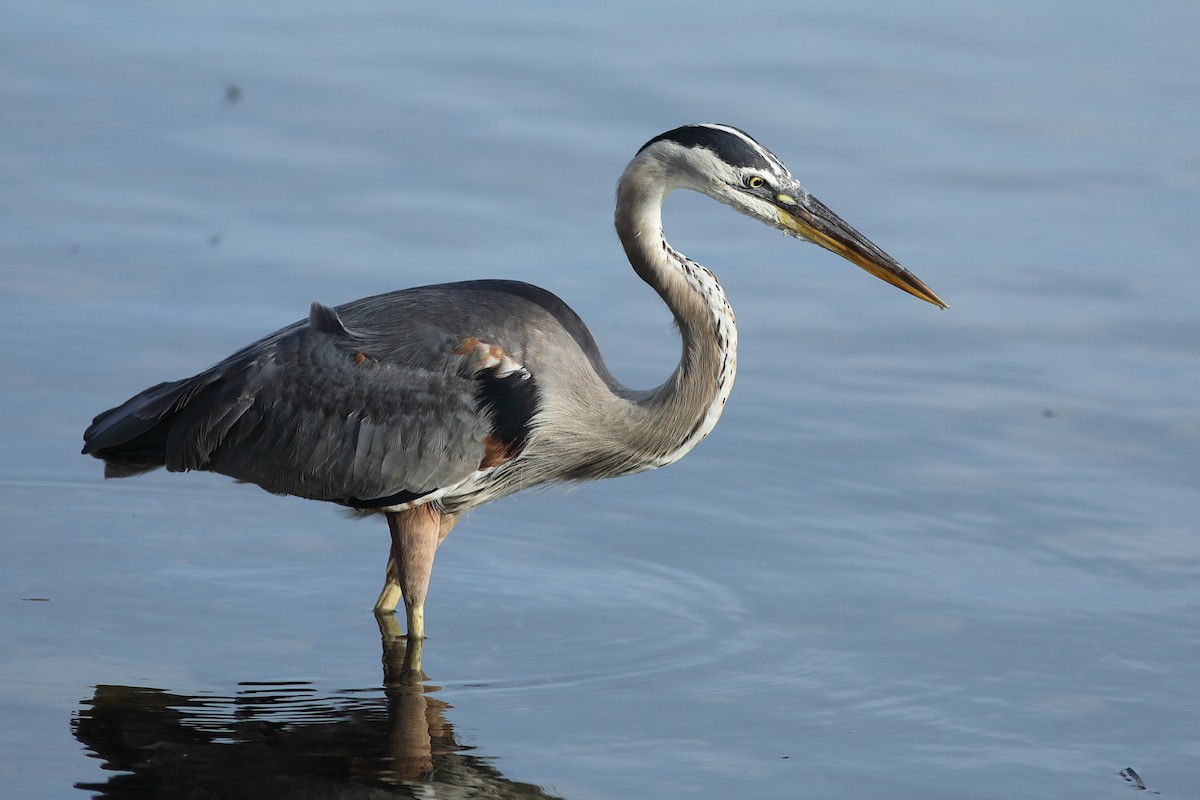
[775, 193, 947, 309]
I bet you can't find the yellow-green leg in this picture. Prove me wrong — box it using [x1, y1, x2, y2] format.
[373, 506, 457, 639]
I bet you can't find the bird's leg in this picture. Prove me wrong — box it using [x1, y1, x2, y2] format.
[373, 506, 457, 639]
[374, 555, 404, 615]
[373, 508, 460, 615]
[437, 511, 458, 544]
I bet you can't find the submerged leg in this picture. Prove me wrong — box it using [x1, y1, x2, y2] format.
[372, 505, 458, 639]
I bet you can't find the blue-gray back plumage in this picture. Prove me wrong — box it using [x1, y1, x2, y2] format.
[83, 279, 615, 512]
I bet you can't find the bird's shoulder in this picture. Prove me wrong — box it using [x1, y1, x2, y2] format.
[325, 279, 601, 367]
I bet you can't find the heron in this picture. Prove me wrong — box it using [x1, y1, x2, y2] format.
[83, 123, 946, 640]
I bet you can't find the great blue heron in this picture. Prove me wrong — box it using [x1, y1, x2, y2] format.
[83, 123, 946, 640]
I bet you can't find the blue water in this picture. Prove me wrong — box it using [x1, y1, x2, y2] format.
[2, 1, 1198, 797]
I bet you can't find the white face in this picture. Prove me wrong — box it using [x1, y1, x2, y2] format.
[643, 130, 811, 237]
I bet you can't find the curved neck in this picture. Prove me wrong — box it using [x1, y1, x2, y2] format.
[612, 157, 738, 468]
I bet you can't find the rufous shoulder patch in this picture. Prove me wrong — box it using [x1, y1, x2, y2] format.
[479, 433, 517, 469]
[454, 337, 526, 378]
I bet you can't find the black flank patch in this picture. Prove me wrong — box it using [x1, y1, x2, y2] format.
[475, 367, 539, 457]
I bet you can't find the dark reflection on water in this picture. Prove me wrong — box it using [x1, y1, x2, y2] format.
[73, 620, 561, 800]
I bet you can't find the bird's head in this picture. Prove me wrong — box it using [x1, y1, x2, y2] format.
[630, 123, 947, 309]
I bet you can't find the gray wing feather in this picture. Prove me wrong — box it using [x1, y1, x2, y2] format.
[195, 308, 492, 502]
[83, 279, 609, 504]
[84, 290, 532, 504]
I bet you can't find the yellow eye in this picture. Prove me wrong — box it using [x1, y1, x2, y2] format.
[746, 176, 766, 189]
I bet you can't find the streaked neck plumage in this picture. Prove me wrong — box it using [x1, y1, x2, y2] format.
[612, 151, 738, 469]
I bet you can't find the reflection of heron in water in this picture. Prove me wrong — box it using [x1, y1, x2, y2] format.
[83, 124, 945, 639]
[73, 618, 560, 798]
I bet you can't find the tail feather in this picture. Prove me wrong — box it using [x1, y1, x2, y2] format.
[83, 374, 217, 478]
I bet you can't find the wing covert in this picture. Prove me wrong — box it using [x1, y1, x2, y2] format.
[84, 297, 542, 509]
[201, 305, 517, 505]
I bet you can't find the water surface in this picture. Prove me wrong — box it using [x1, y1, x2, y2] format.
[2, 1, 1198, 798]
